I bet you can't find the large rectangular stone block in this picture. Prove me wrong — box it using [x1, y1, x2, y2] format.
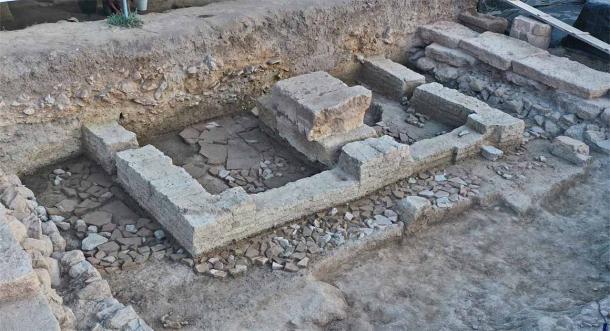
[512, 54, 610, 99]
[83, 122, 139, 174]
[258, 94, 377, 166]
[252, 170, 360, 232]
[458, 11, 508, 33]
[419, 21, 479, 48]
[338, 136, 411, 187]
[115, 145, 213, 253]
[361, 57, 425, 99]
[466, 109, 525, 147]
[459, 31, 547, 70]
[425, 43, 478, 67]
[410, 82, 491, 126]
[509, 15, 551, 49]
[271, 72, 372, 141]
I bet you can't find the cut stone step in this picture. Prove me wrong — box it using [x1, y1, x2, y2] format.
[82, 121, 139, 174]
[360, 57, 425, 99]
[458, 11, 508, 33]
[271, 71, 372, 141]
[459, 31, 547, 70]
[512, 53, 610, 99]
[419, 21, 479, 48]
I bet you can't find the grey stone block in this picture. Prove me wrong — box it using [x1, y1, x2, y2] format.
[425, 43, 478, 67]
[410, 82, 492, 126]
[550, 136, 591, 165]
[419, 21, 479, 48]
[83, 121, 139, 174]
[252, 170, 360, 233]
[481, 145, 504, 161]
[459, 31, 547, 70]
[395, 196, 431, 223]
[513, 54, 610, 99]
[361, 57, 425, 98]
[0, 220, 40, 302]
[271, 71, 372, 141]
[458, 11, 508, 33]
[510, 15, 551, 49]
[338, 136, 412, 187]
[259, 96, 377, 166]
[466, 109, 525, 147]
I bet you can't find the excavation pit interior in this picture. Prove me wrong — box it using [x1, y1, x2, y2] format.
[146, 113, 324, 195]
[2, 1, 610, 330]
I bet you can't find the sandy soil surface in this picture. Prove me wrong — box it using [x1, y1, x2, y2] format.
[323, 157, 610, 331]
[104, 153, 609, 330]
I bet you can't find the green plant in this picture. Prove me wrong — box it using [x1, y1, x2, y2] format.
[107, 11, 143, 28]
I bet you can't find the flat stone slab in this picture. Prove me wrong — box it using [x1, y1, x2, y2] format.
[226, 139, 262, 170]
[82, 210, 113, 226]
[459, 31, 547, 70]
[458, 11, 508, 33]
[83, 121, 139, 174]
[419, 21, 479, 48]
[0, 220, 39, 302]
[361, 57, 425, 98]
[271, 71, 372, 141]
[0, 294, 60, 331]
[425, 43, 477, 67]
[512, 53, 610, 99]
[199, 143, 228, 165]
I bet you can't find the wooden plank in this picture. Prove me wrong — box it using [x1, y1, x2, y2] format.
[504, 0, 610, 55]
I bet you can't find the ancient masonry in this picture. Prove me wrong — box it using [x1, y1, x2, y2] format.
[1, 8, 609, 330]
[101, 63, 523, 256]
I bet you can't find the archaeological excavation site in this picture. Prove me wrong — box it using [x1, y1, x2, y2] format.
[1, 0, 609, 330]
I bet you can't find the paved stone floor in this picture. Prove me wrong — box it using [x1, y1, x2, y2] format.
[148, 113, 322, 194]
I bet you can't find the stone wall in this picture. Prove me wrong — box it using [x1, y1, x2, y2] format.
[0, 0, 476, 175]
[409, 21, 610, 152]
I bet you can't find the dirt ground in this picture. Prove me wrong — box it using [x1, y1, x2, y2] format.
[323, 158, 610, 330]
[103, 153, 609, 330]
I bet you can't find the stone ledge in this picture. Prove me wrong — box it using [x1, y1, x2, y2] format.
[458, 11, 508, 33]
[459, 31, 547, 70]
[419, 21, 479, 48]
[360, 57, 425, 99]
[512, 53, 610, 99]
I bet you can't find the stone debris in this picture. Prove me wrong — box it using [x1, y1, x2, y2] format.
[509, 15, 551, 49]
[177, 113, 319, 194]
[550, 136, 590, 166]
[481, 145, 504, 161]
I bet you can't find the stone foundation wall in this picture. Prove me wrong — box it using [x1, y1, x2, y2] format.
[0, 0, 476, 175]
[409, 21, 610, 152]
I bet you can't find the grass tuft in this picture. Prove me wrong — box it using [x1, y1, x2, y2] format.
[107, 11, 143, 28]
